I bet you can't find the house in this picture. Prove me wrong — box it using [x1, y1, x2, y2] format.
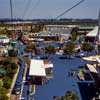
[29, 59, 53, 85]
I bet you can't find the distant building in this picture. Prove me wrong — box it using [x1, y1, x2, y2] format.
[28, 29, 71, 42]
[45, 25, 79, 31]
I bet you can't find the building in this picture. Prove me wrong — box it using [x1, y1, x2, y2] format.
[28, 29, 71, 42]
[29, 59, 53, 85]
[85, 26, 98, 42]
[45, 25, 78, 31]
[0, 35, 9, 44]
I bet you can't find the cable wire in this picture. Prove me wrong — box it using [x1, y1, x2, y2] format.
[22, 0, 33, 18]
[55, 0, 85, 19]
[26, 0, 41, 19]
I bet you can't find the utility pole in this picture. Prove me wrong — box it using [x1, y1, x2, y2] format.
[10, 0, 13, 21]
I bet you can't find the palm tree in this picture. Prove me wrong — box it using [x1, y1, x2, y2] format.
[25, 43, 37, 56]
[64, 41, 75, 59]
[53, 90, 79, 100]
[31, 24, 45, 33]
[71, 27, 79, 41]
[82, 42, 93, 55]
[45, 45, 56, 58]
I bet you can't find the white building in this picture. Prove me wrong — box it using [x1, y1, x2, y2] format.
[85, 26, 99, 42]
[0, 35, 9, 44]
[29, 59, 53, 85]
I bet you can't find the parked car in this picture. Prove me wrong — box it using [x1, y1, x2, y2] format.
[12, 85, 21, 95]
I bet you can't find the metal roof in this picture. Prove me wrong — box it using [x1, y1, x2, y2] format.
[87, 64, 98, 73]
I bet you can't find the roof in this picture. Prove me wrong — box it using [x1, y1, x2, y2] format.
[87, 64, 98, 73]
[42, 60, 53, 68]
[95, 57, 100, 63]
[44, 64, 53, 68]
[29, 59, 46, 76]
[86, 26, 98, 37]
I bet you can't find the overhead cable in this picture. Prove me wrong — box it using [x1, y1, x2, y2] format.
[55, 0, 85, 19]
[26, 0, 41, 19]
[22, 0, 32, 18]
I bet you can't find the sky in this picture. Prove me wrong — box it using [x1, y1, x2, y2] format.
[0, 0, 100, 19]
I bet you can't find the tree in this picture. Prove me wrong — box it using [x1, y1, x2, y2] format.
[71, 27, 79, 41]
[0, 28, 10, 36]
[0, 28, 7, 35]
[64, 41, 75, 58]
[53, 90, 79, 100]
[0, 94, 9, 100]
[0, 59, 18, 78]
[6, 63, 17, 78]
[65, 91, 79, 100]
[8, 49, 18, 57]
[0, 85, 9, 100]
[0, 68, 6, 77]
[25, 43, 37, 54]
[3, 76, 12, 89]
[45, 45, 56, 55]
[31, 24, 45, 33]
[82, 42, 93, 55]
